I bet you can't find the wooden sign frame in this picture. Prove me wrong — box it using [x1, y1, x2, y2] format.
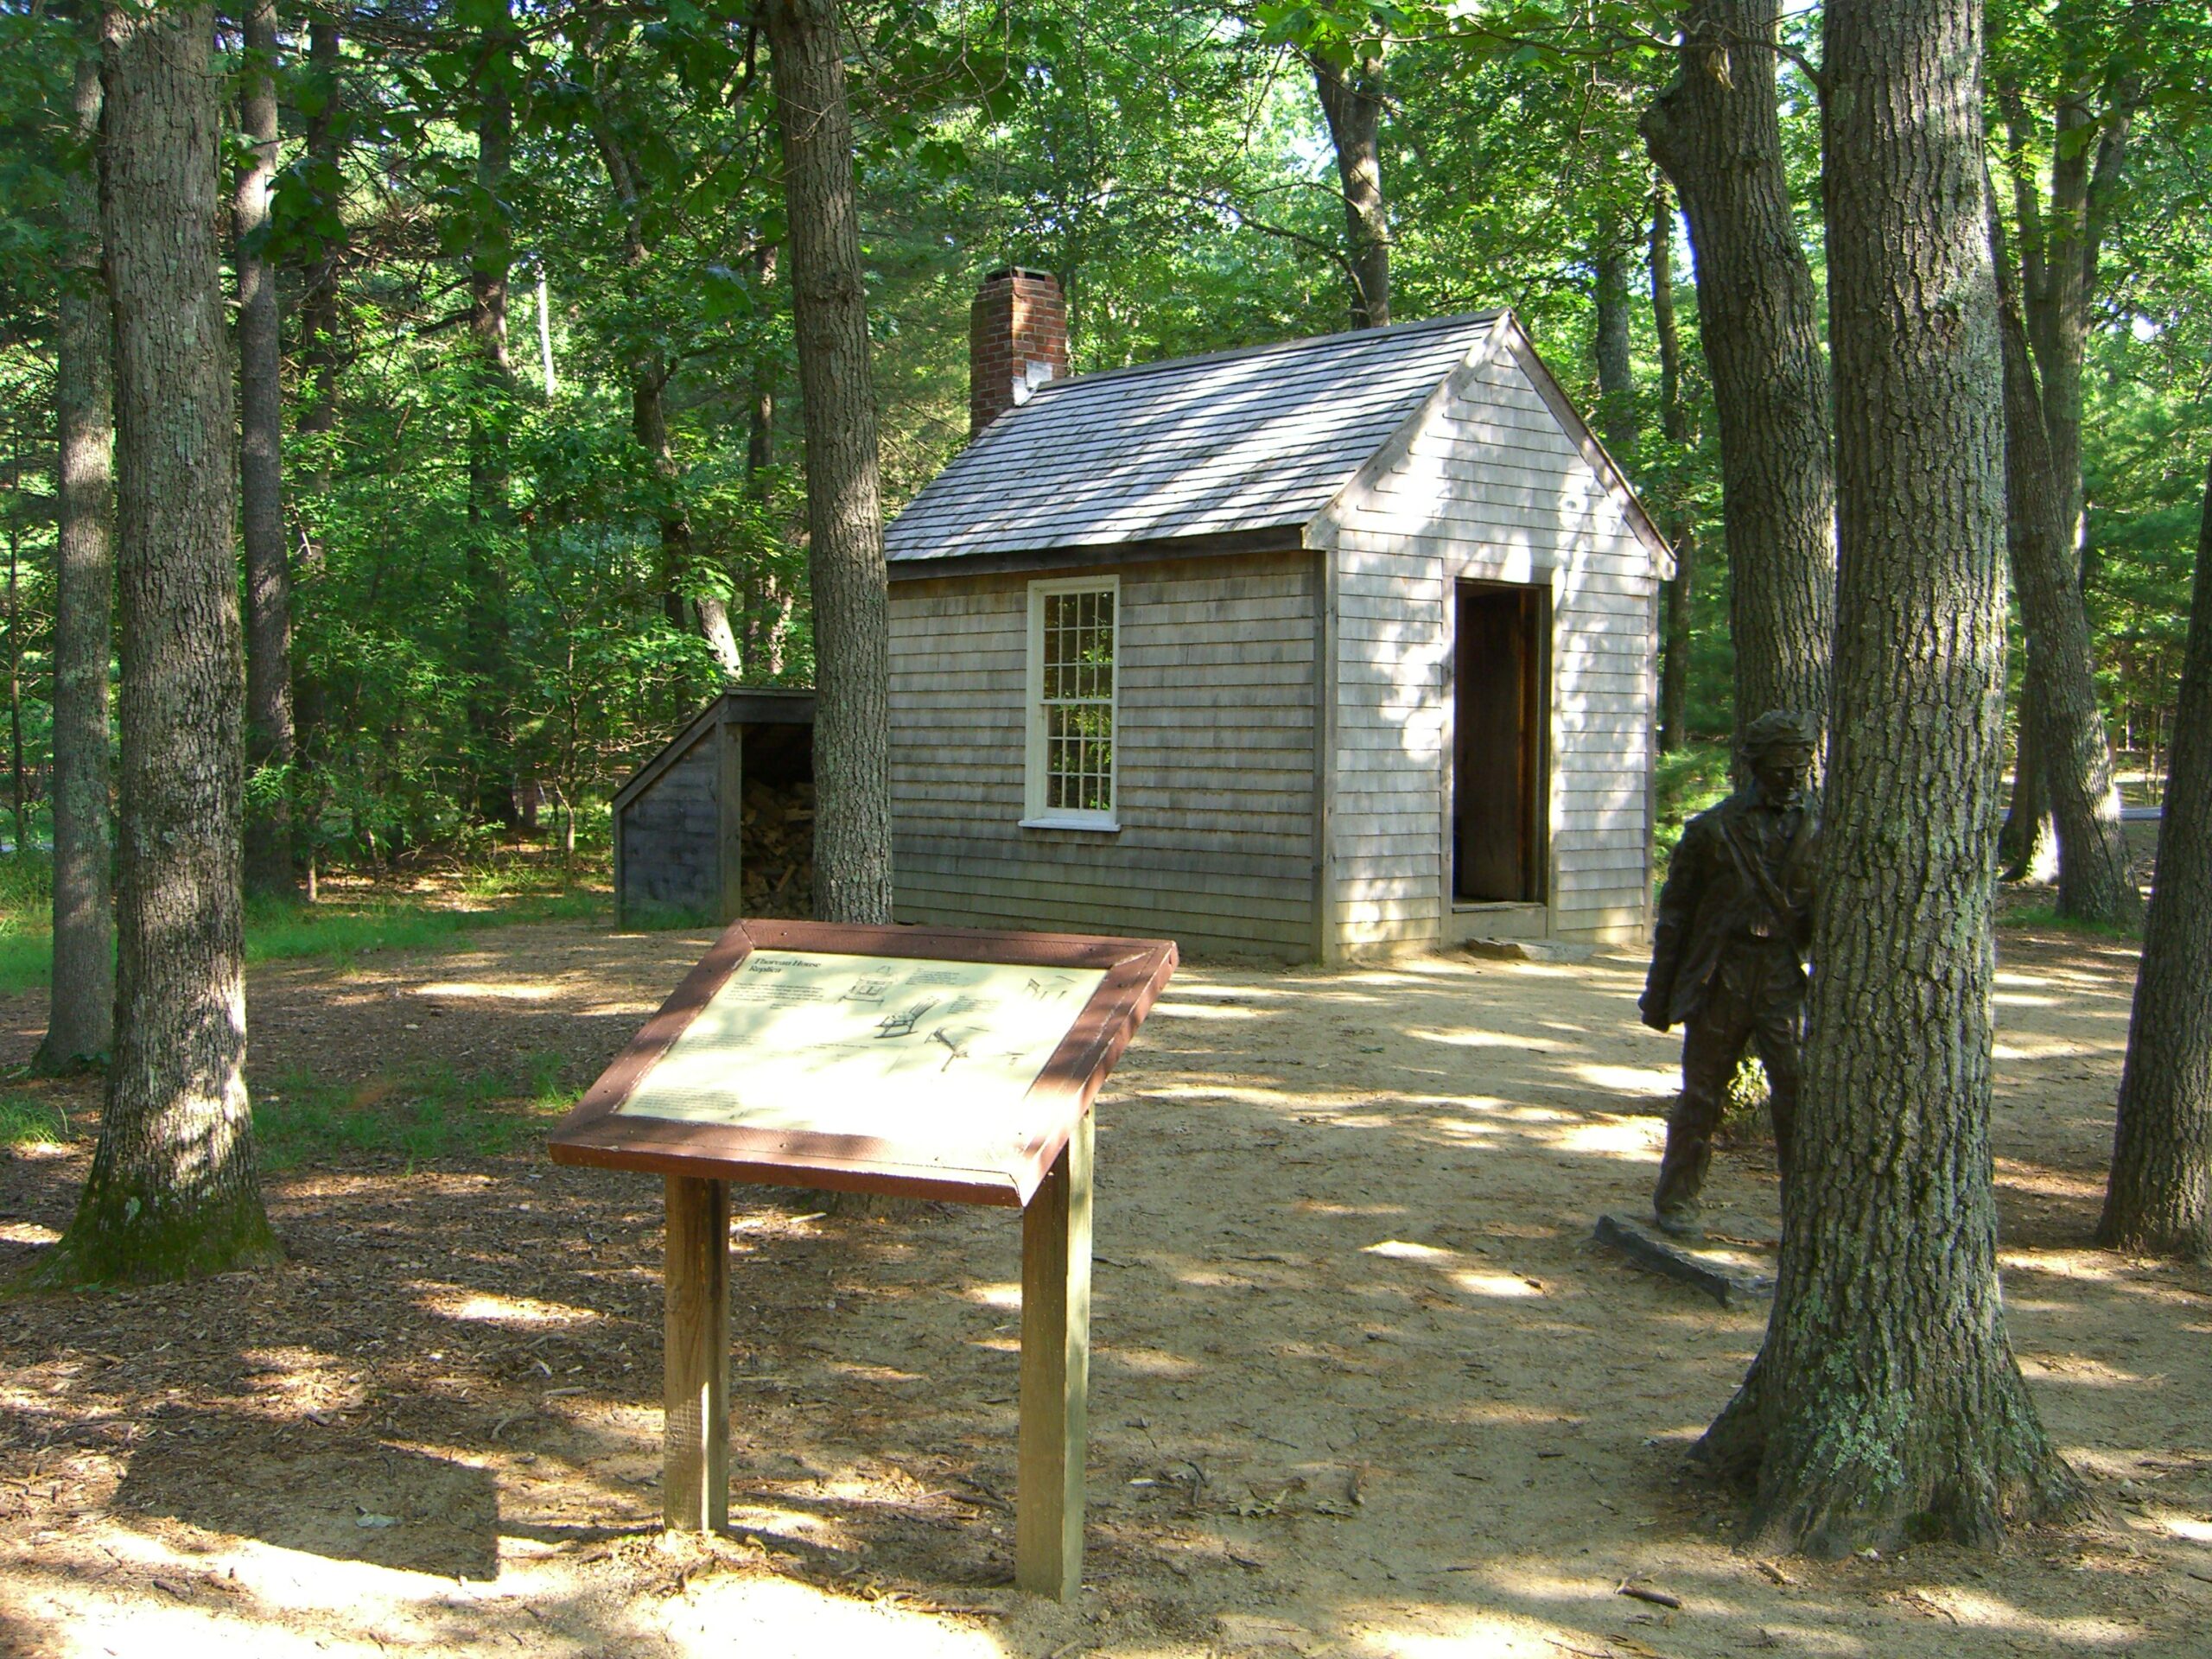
[550, 919, 1175, 1207]
[547, 918, 1177, 1601]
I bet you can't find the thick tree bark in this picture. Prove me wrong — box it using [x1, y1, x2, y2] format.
[1310, 46, 1389, 329]
[1642, 0, 1832, 754]
[766, 0, 893, 925]
[236, 0, 294, 894]
[35, 35, 115, 1073]
[1649, 186, 1696, 753]
[465, 20, 517, 828]
[36, 2, 277, 1286]
[1592, 236, 1637, 461]
[1695, 0, 2082, 1553]
[1990, 205, 2137, 924]
[2099, 463, 2212, 1258]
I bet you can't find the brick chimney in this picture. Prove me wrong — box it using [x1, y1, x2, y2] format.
[969, 267, 1068, 437]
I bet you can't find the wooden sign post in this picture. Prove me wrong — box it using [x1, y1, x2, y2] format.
[549, 920, 1175, 1600]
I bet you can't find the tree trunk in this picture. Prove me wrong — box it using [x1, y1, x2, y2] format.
[1310, 46, 1389, 329]
[1642, 0, 1832, 754]
[1694, 0, 2083, 1554]
[2098, 462, 2212, 1257]
[296, 13, 344, 454]
[632, 367, 742, 679]
[465, 18, 517, 829]
[766, 0, 893, 926]
[1592, 236, 1637, 461]
[35, 1, 278, 1287]
[1649, 184, 1696, 753]
[1999, 685, 2059, 881]
[1989, 203, 2137, 925]
[236, 0, 293, 895]
[35, 31, 115, 1073]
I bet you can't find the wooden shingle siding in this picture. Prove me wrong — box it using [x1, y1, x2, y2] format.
[618, 731, 720, 918]
[888, 549, 1320, 959]
[1320, 333, 1656, 957]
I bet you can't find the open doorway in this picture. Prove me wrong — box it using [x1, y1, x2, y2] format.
[1452, 581, 1548, 903]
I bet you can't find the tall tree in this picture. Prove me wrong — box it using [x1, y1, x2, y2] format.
[766, 0, 892, 924]
[1649, 181, 1698, 753]
[1591, 222, 1637, 460]
[36, 0, 278, 1286]
[236, 0, 294, 893]
[464, 9, 518, 827]
[1695, 0, 2082, 1551]
[1643, 0, 1833, 753]
[1991, 202, 2139, 924]
[34, 21, 114, 1073]
[580, 77, 745, 677]
[2098, 460, 2212, 1258]
[1311, 39, 1389, 327]
[1993, 16, 2145, 878]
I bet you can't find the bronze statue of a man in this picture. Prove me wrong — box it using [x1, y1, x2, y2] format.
[1639, 710, 1819, 1236]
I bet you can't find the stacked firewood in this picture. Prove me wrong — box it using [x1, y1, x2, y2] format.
[741, 778, 815, 918]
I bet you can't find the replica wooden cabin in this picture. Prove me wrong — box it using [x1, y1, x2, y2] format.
[886, 270, 1673, 963]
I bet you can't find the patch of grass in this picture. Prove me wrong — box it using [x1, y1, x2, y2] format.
[0, 1093, 73, 1147]
[252, 1051, 581, 1171]
[0, 887, 614, 995]
[244, 889, 607, 969]
[1999, 903, 2143, 941]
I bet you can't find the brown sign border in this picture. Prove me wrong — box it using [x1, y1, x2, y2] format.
[548, 920, 1178, 1206]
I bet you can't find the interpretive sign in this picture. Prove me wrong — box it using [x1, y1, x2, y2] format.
[548, 918, 1177, 1601]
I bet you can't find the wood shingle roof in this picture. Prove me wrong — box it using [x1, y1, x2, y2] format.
[885, 312, 1505, 564]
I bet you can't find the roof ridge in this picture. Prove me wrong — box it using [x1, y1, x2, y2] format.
[1027, 309, 1502, 398]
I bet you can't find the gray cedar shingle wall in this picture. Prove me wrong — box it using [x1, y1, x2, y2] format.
[618, 730, 720, 917]
[888, 550, 1319, 957]
[1325, 343, 1656, 954]
[886, 316, 1499, 563]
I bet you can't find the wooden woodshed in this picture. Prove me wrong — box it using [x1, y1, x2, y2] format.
[611, 689, 815, 925]
[884, 272, 1675, 963]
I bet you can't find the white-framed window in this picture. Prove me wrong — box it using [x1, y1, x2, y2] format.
[1022, 575, 1119, 830]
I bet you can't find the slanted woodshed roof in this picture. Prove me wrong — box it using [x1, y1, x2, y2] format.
[886, 312, 1505, 564]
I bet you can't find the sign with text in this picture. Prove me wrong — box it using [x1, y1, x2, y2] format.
[550, 920, 1176, 1206]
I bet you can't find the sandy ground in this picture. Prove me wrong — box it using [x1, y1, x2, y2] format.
[2, 919, 2209, 1659]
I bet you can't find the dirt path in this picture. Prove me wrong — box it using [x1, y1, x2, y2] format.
[3, 923, 2208, 1657]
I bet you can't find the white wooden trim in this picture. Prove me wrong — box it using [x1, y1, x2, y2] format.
[1025, 574, 1122, 830]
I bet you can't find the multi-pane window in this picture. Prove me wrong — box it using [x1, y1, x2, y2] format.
[1027, 579, 1117, 826]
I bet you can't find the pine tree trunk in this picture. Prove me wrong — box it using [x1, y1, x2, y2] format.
[1642, 0, 1832, 753]
[296, 14, 343, 456]
[2098, 462, 2212, 1258]
[766, 0, 892, 925]
[465, 19, 517, 829]
[35, 33, 115, 1073]
[290, 10, 344, 887]
[1696, 0, 2082, 1553]
[1592, 238, 1637, 461]
[1311, 47, 1389, 329]
[1999, 685, 2059, 881]
[236, 0, 294, 895]
[1649, 185, 1696, 753]
[1990, 206, 2137, 924]
[35, 0, 278, 1287]
[632, 368, 742, 679]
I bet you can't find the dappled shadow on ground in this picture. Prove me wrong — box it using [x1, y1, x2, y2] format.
[1, 923, 2208, 1656]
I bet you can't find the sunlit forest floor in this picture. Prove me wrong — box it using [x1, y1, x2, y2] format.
[1, 915, 2206, 1657]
